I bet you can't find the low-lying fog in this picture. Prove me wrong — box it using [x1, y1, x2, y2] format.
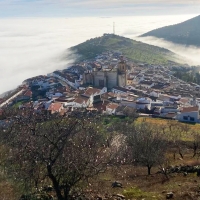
[0, 15, 199, 94]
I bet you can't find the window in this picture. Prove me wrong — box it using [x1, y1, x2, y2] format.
[183, 116, 188, 120]
[190, 117, 195, 121]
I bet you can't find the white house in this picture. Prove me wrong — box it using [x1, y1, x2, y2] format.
[83, 87, 107, 105]
[177, 106, 199, 123]
[73, 97, 89, 108]
[161, 106, 179, 114]
[51, 72, 79, 89]
[112, 87, 128, 95]
[149, 91, 160, 98]
[65, 96, 90, 108]
[135, 97, 152, 110]
[46, 92, 63, 100]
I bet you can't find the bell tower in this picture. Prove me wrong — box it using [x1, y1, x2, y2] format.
[118, 55, 126, 74]
[117, 55, 127, 87]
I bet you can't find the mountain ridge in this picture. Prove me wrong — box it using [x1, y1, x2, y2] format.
[140, 15, 200, 47]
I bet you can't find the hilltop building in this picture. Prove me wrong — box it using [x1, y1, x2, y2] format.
[83, 56, 127, 89]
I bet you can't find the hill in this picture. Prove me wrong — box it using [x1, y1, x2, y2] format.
[141, 15, 200, 47]
[70, 34, 179, 65]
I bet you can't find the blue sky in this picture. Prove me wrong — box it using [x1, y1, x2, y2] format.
[0, 0, 200, 17]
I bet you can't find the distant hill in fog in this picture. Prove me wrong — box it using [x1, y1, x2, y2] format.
[141, 15, 200, 47]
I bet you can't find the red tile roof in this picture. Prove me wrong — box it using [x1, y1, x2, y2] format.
[179, 98, 189, 104]
[24, 90, 32, 97]
[93, 101, 109, 112]
[165, 113, 177, 118]
[84, 87, 101, 97]
[181, 106, 199, 113]
[48, 103, 63, 112]
[106, 103, 119, 110]
[74, 96, 89, 104]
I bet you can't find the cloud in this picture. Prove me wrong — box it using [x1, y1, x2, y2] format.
[0, 15, 200, 94]
[0, 0, 200, 17]
[135, 36, 200, 65]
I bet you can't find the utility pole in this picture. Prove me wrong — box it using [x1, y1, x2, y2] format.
[113, 22, 115, 35]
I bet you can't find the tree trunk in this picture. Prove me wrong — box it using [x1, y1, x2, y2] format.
[193, 143, 198, 157]
[173, 152, 176, 160]
[178, 147, 183, 159]
[64, 186, 71, 200]
[147, 165, 151, 175]
[47, 165, 64, 200]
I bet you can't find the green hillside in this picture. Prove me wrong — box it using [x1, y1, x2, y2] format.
[141, 15, 200, 47]
[70, 34, 179, 65]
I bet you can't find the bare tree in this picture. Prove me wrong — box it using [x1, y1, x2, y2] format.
[166, 120, 189, 160]
[126, 121, 166, 175]
[0, 109, 114, 200]
[192, 132, 200, 157]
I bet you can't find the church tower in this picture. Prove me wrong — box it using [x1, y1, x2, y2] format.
[118, 55, 126, 74]
[117, 55, 127, 87]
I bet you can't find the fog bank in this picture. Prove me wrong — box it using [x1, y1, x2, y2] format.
[0, 15, 199, 94]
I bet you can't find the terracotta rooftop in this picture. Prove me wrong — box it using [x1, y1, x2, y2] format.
[93, 101, 109, 112]
[84, 87, 101, 97]
[102, 92, 116, 99]
[179, 98, 190, 104]
[48, 103, 63, 112]
[24, 90, 32, 97]
[181, 106, 199, 113]
[74, 96, 89, 104]
[165, 113, 177, 119]
[106, 103, 119, 110]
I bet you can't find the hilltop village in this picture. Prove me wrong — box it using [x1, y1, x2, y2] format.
[1, 50, 200, 123]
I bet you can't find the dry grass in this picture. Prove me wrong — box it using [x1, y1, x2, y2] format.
[136, 117, 200, 141]
[87, 147, 200, 200]
[0, 180, 21, 200]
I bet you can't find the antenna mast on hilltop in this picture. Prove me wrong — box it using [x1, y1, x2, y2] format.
[113, 22, 115, 35]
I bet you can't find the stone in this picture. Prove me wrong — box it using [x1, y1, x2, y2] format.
[183, 172, 188, 176]
[166, 192, 173, 199]
[95, 195, 102, 200]
[197, 169, 200, 177]
[116, 194, 125, 199]
[112, 181, 123, 188]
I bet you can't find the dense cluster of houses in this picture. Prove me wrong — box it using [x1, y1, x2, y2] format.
[1, 51, 200, 123]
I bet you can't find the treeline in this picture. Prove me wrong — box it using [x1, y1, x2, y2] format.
[173, 67, 200, 85]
